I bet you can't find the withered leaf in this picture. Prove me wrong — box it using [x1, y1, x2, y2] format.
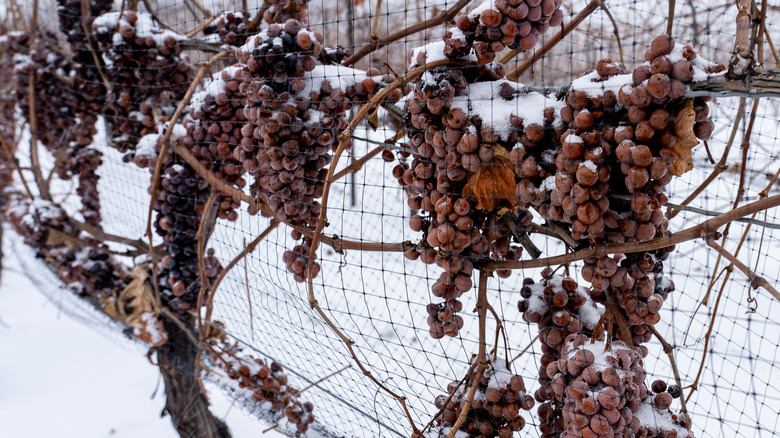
[670, 99, 699, 176]
[462, 147, 519, 212]
[103, 265, 168, 347]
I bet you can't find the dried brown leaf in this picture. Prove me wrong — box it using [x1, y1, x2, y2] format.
[103, 265, 168, 347]
[44, 229, 78, 249]
[670, 99, 699, 176]
[462, 146, 519, 212]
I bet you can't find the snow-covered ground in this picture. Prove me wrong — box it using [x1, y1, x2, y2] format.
[0, 233, 282, 438]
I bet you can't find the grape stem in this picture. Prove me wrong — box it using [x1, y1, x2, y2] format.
[445, 363, 485, 438]
[26, 75, 50, 201]
[508, 334, 539, 366]
[486, 302, 509, 363]
[299, 365, 352, 393]
[600, 0, 625, 65]
[647, 325, 688, 414]
[186, 0, 213, 18]
[504, 213, 542, 259]
[683, 264, 729, 405]
[370, 0, 383, 43]
[183, 15, 218, 37]
[0, 130, 33, 198]
[140, 0, 176, 32]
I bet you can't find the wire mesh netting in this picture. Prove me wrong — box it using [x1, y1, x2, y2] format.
[1, 0, 779, 438]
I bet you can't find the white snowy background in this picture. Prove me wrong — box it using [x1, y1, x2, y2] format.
[0, 236, 284, 438]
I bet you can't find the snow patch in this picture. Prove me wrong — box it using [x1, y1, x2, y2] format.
[301, 64, 376, 97]
[448, 80, 564, 142]
[579, 160, 598, 172]
[93, 12, 186, 46]
[634, 398, 693, 438]
[570, 71, 633, 102]
[190, 65, 242, 111]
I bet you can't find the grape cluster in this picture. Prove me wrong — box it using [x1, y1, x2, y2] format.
[401, 61, 560, 337]
[525, 37, 720, 438]
[238, 22, 322, 80]
[443, 0, 564, 63]
[48, 245, 130, 297]
[181, 65, 251, 222]
[213, 342, 316, 433]
[516, 271, 600, 435]
[636, 35, 724, 138]
[137, 130, 225, 310]
[518, 272, 601, 355]
[3, 196, 128, 298]
[640, 380, 692, 437]
[236, 22, 326, 281]
[262, 0, 310, 26]
[581, 251, 676, 344]
[4, 196, 69, 247]
[57, 0, 114, 54]
[550, 36, 723, 243]
[13, 37, 105, 225]
[55, 1, 120, 225]
[427, 357, 533, 438]
[236, 22, 399, 282]
[545, 62, 632, 242]
[137, 132, 226, 313]
[15, 38, 73, 150]
[557, 336, 651, 438]
[319, 45, 353, 65]
[205, 11, 253, 46]
[59, 147, 104, 225]
[402, 90, 481, 337]
[57, 0, 112, 114]
[265, 59, 397, 282]
[93, 11, 192, 152]
[153, 161, 222, 310]
[507, 110, 563, 208]
[399, 67, 491, 335]
[551, 36, 723, 342]
[649, 380, 683, 411]
[516, 271, 692, 438]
